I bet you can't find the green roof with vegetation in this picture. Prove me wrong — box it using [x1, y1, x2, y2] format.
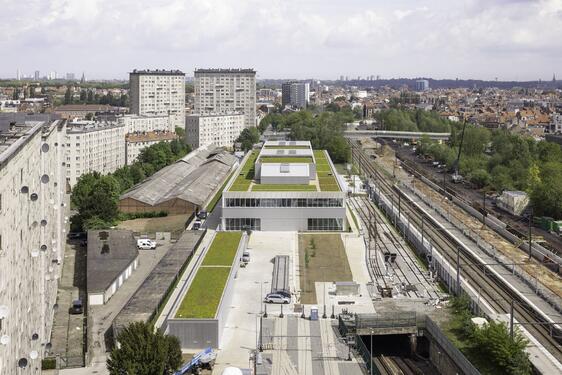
[226, 148, 341, 193]
[314, 150, 341, 191]
[258, 157, 314, 164]
[175, 232, 242, 319]
[228, 151, 258, 192]
[202, 232, 243, 266]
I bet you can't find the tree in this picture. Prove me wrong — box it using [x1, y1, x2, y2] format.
[107, 322, 182, 375]
[87, 90, 94, 103]
[175, 126, 185, 139]
[64, 87, 72, 104]
[85, 113, 94, 120]
[79, 90, 87, 103]
[236, 127, 260, 151]
[71, 173, 121, 229]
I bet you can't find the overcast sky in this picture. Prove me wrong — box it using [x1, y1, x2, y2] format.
[1, 0, 561, 81]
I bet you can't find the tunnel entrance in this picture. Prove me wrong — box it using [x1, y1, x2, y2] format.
[360, 334, 413, 357]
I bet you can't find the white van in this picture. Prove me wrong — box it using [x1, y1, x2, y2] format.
[137, 239, 156, 250]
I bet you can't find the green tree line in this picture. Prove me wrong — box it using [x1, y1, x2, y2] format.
[418, 124, 562, 219]
[257, 110, 352, 163]
[71, 137, 191, 231]
[64, 87, 128, 107]
[375, 108, 454, 133]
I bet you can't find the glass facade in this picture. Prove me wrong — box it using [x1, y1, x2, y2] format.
[307, 218, 343, 231]
[224, 198, 343, 208]
[225, 218, 261, 231]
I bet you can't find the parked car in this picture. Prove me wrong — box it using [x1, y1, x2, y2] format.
[242, 250, 250, 263]
[137, 239, 156, 250]
[68, 232, 86, 240]
[264, 293, 291, 304]
[192, 221, 201, 230]
[70, 299, 83, 314]
[197, 210, 208, 220]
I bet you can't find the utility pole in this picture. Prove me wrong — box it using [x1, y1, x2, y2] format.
[528, 208, 533, 260]
[510, 300, 514, 340]
[483, 193, 486, 227]
[456, 247, 461, 295]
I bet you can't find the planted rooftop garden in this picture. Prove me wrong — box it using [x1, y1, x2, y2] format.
[314, 150, 341, 191]
[175, 232, 242, 319]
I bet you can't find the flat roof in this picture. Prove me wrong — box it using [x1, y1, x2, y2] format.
[259, 148, 313, 158]
[264, 140, 311, 147]
[113, 231, 203, 335]
[194, 68, 255, 74]
[87, 230, 139, 293]
[126, 131, 177, 143]
[130, 69, 185, 76]
[261, 163, 310, 178]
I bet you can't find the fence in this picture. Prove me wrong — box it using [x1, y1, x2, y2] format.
[425, 317, 481, 375]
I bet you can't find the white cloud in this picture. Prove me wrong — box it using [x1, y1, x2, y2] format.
[0, 0, 559, 80]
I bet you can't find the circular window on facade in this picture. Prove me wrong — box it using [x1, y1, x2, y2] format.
[41, 175, 50, 184]
[40, 245, 47, 251]
[18, 358, 28, 368]
[41, 143, 49, 153]
[21, 186, 29, 194]
[30, 193, 38, 201]
[31, 333, 39, 341]
[41, 219, 47, 226]
[31, 221, 38, 228]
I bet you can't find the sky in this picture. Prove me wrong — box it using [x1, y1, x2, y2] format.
[0, 0, 561, 81]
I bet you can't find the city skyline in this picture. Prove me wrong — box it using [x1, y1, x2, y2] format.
[1, 0, 561, 81]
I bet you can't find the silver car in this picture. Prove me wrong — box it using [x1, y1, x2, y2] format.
[264, 293, 290, 304]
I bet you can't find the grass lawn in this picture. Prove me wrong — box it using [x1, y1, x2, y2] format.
[258, 157, 314, 164]
[298, 234, 352, 304]
[227, 151, 258, 192]
[206, 169, 236, 212]
[175, 267, 231, 319]
[202, 232, 242, 266]
[252, 184, 318, 192]
[314, 150, 341, 192]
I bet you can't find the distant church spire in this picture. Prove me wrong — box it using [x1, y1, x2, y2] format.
[80, 72, 86, 84]
[553, 73, 556, 83]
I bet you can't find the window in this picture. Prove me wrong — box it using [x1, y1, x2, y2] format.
[307, 218, 343, 231]
[225, 218, 261, 231]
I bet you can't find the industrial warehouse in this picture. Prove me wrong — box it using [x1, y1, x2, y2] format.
[221, 140, 347, 231]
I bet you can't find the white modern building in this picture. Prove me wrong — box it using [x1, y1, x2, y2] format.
[0, 120, 67, 374]
[185, 113, 244, 149]
[117, 114, 174, 134]
[65, 120, 126, 187]
[194, 69, 256, 128]
[281, 81, 310, 109]
[129, 69, 185, 130]
[126, 131, 178, 165]
[221, 141, 347, 231]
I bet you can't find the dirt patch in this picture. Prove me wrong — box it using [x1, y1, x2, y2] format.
[117, 214, 189, 237]
[298, 234, 353, 304]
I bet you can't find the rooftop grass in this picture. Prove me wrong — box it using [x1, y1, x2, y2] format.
[227, 151, 258, 192]
[314, 150, 341, 192]
[175, 267, 231, 319]
[202, 232, 243, 266]
[251, 184, 318, 192]
[175, 232, 243, 319]
[258, 157, 314, 164]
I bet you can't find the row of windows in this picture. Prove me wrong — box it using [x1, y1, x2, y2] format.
[225, 218, 261, 231]
[224, 198, 344, 208]
[307, 218, 343, 231]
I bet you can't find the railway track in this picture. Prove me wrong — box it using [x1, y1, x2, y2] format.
[350, 141, 562, 364]
[374, 355, 423, 375]
[348, 196, 438, 299]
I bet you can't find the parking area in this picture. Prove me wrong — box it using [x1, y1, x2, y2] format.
[214, 231, 298, 372]
[49, 238, 87, 368]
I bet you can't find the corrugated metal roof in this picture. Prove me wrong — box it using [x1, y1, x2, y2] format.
[120, 145, 237, 207]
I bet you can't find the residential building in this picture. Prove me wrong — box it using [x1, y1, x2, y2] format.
[221, 141, 347, 231]
[34, 71, 40, 81]
[65, 120, 126, 187]
[117, 114, 174, 134]
[125, 131, 178, 165]
[194, 68, 256, 128]
[415, 79, 430, 92]
[0, 119, 66, 374]
[281, 81, 310, 109]
[185, 113, 244, 149]
[54, 104, 123, 119]
[129, 69, 186, 130]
